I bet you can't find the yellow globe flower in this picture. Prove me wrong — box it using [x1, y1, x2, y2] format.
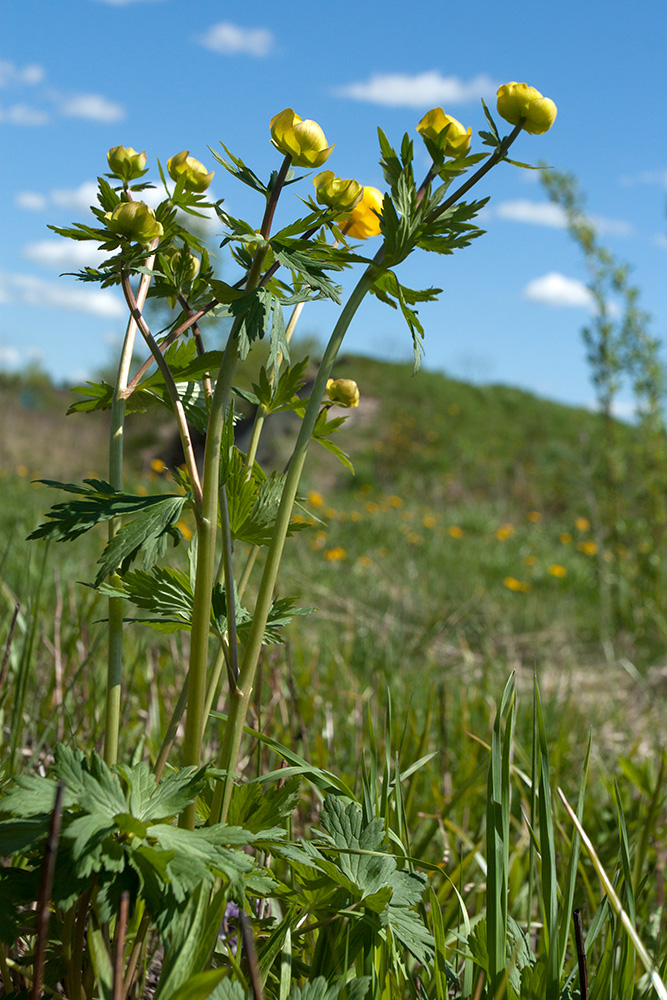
[107, 145, 147, 182]
[313, 171, 362, 212]
[339, 186, 383, 239]
[167, 151, 214, 192]
[269, 109, 334, 168]
[105, 201, 163, 244]
[416, 109, 472, 157]
[496, 82, 557, 135]
[326, 378, 360, 408]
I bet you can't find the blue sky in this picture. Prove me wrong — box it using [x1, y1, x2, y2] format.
[1, 0, 665, 412]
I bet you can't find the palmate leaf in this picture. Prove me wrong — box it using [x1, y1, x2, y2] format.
[100, 566, 308, 644]
[29, 480, 190, 587]
[95, 494, 189, 585]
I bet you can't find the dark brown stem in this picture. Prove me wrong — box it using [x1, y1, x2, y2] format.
[112, 892, 129, 1000]
[178, 292, 213, 403]
[425, 121, 524, 225]
[31, 782, 65, 1000]
[125, 299, 219, 394]
[121, 274, 203, 507]
[239, 912, 264, 1000]
[573, 909, 588, 1000]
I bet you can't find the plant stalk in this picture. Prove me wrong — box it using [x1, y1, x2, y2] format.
[105, 251, 156, 766]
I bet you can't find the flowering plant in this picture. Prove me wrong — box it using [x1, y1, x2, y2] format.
[10, 88, 564, 999]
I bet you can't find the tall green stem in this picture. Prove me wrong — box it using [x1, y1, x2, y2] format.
[210, 265, 377, 824]
[179, 156, 292, 828]
[104, 252, 156, 766]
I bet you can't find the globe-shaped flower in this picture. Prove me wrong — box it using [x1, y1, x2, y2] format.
[416, 110, 472, 157]
[338, 186, 383, 240]
[270, 109, 334, 168]
[167, 151, 214, 192]
[313, 171, 362, 212]
[326, 378, 360, 408]
[107, 145, 148, 182]
[496, 83, 557, 135]
[105, 201, 163, 244]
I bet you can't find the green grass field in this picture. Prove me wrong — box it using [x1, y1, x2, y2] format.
[1, 358, 666, 998]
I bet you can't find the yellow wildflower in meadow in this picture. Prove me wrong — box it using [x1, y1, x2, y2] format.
[578, 540, 598, 556]
[560, 532, 573, 544]
[549, 564, 567, 578]
[504, 577, 531, 593]
[448, 525, 464, 538]
[575, 517, 590, 532]
[308, 490, 324, 507]
[167, 151, 214, 192]
[323, 547, 347, 562]
[495, 524, 515, 541]
[527, 511, 542, 523]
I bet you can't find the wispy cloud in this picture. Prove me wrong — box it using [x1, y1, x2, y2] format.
[0, 103, 49, 125]
[333, 71, 496, 108]
[0, 61, 124, 126]
[55, 93, 125, 122]
[0, 271, 124, 318]
[0, 60, 44, 87]
[23, 240, 107, 270]
[196, 22, 274, 57]
[621, 169, 667, 188]
[496, 199, 633, 236]
[523, 272, 595, 309]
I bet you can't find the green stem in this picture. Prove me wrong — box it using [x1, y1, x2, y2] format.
[104, 246, 158, 764]
[179, 157, 292, 829]
[210, 264, 377, 824]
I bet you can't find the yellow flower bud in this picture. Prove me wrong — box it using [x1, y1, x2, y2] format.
[496, 82, 557, 135]
[338, 186, 383, 240]
[163, 245, 200, 282]
[167, 151, 214, 192]
[105, 201, 163, 244]
[416, 109, 472, 157]
[313, 171, 362, 212]
[107, 145, 148, 182]
[269, 108, 334, 168]
[326, 378, 360, 408]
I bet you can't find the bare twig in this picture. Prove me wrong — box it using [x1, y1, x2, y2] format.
[239, 912, 264, 1000]
[573, 909, 588, 1000]
[120, 273, 204, 507]
[31, 782, 65, 1000]
[112, 892, 130, 1000]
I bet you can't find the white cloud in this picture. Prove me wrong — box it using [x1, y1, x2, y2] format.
[0, 60, 44, 87]
[523, 272, 595, 309]
[15, 191, 48, 211]
[23, 240, 107, 270]
[654, 233, 667, 249]
[51, 181, 100, 213]
[57, 93, 125, 122]
[0, 271, 124, 318]
[197, 22, 274, 57]
[496, 199, 633, 236]
[0, 346, 20, 367]
[497, 200, 567, 228]
[0, 103, 49, 125]
[621, 169, 667, 188]
[333, 71, 496, 107]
